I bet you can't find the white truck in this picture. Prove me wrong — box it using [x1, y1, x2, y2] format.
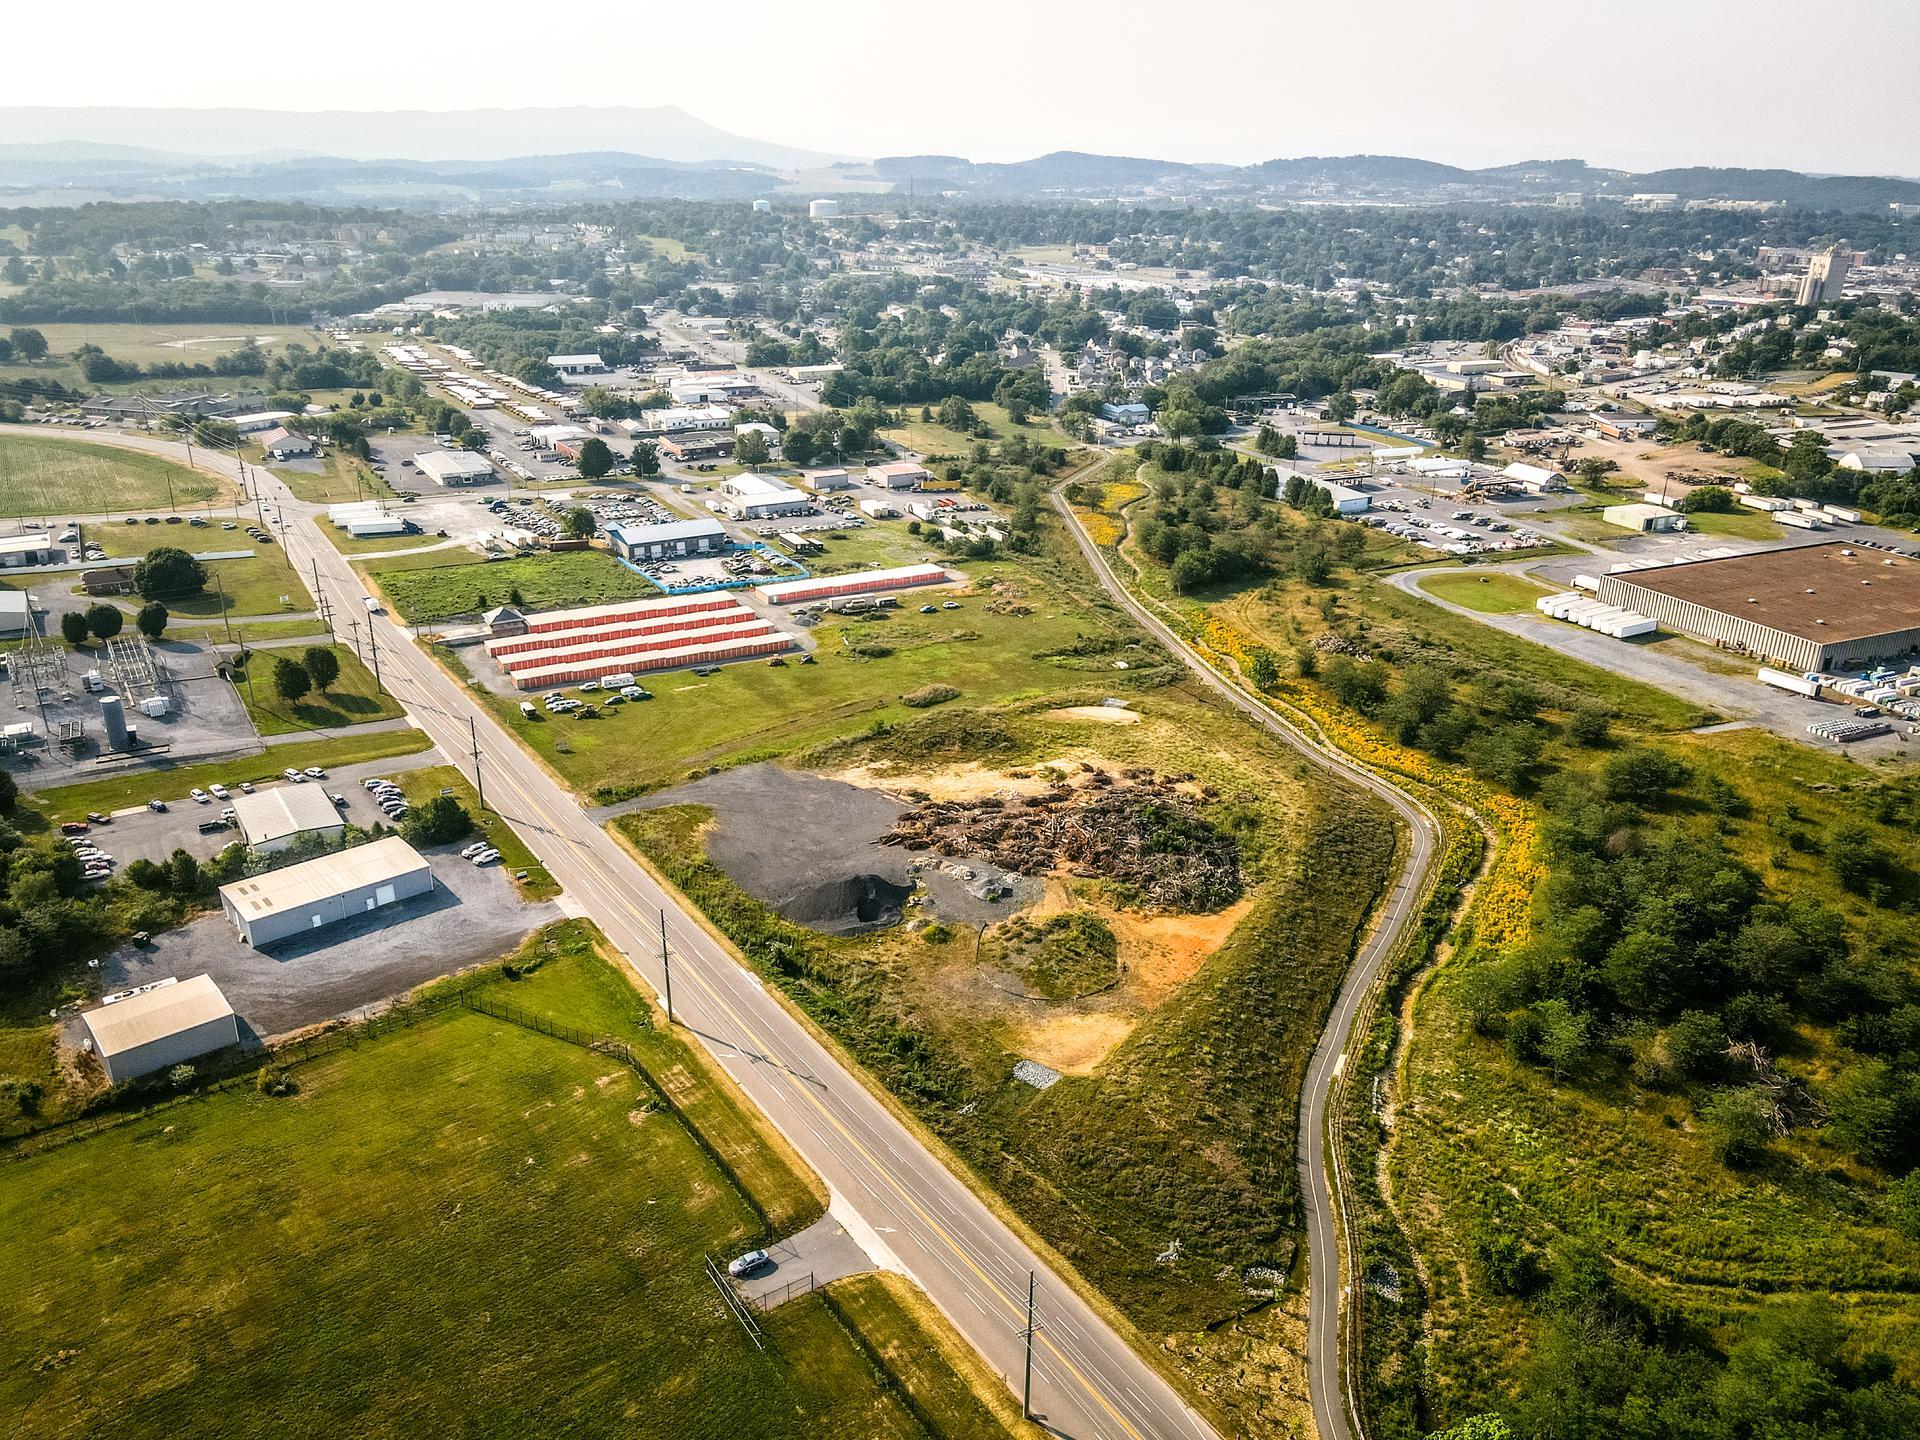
[364, 595, 383, 613]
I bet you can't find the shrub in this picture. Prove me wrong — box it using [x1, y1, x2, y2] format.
[900, 683, 960, 708]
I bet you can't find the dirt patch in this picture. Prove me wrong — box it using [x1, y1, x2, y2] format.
[826, 758, 1061, 802]
[1110, 898, 1256, 1006]
[1045, 704, 1141, 724]
[1012, 1011, 1137, 1074]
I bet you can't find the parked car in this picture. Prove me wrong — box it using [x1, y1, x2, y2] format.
[147, 799, 168, 812]
[470, 849, 500, 866]
[60, 821, 89, 836]
[727, 1249, 773, 1278]
[85, 813, 110, 825]
[304, 766, 326, 779]
[189, 788, 211, 804]
[209, 783, 229, 800]
[284, 768, 305, 782]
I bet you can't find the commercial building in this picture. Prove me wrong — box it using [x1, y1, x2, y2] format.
[1797, 246, 1852, 307]
[231, 784, 348, 852]
[0, 534, 50, 569]
[258, 426, 316, 459]
[83, 974, 239, 1083]
[1500, 461, 1566, 493]
[1594, 543, 1920, 672]
[219, 836, 434, 948]
[657, 434, 735, 463]
[721, 473, 811, 519]
[802, 467, 855, 492]
[761, 563, 950, 606]
[485, 594, 794, 687]
[630, 404, 731, 435]
[1308, 477, 1370, 514]
[608, 517, 728, 562]
[808, 198, 841, 221]
[1100, 402, 1150, 425]
[414, 450, 496, 486]
[667, 374, 757, 405]
[1603, 502, 1687, 533]
[546, 353, 606, 374]
[0, 590, 30, 637]
[869, 461, 931, 490]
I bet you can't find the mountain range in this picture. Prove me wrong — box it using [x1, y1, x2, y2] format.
[1, 107, 1917, 212]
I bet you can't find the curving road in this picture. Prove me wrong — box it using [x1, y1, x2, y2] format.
[1049, 480, 1443, 1440]
[14, 426, 1219, 1440]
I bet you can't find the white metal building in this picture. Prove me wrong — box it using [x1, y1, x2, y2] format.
[0, 590, 31, 636]
[219, 836, 434, 948]
[0, 534, 52, 568]
[84, 974, 239, 1083]
[414, 450, 496, 487]
[547, 353, 606, 374]
[231, 785, 348, 852]
[608, 517, 727, 562]
[868, 461, 931, 490]
[721, 473, 811, 519]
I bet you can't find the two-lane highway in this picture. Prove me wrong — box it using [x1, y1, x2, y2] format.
[22, 425, 1219, 1440]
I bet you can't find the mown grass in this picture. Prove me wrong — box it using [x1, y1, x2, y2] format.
[89, 520, 311, 618]
[365, 548, 653, 623]
[1418, 571, 1557, 614]
[28, 728, 433, 823]
[227, 642, 404, 735]
[268, 450, 394, 506]
[0, 433, 226, 517]
[0, 922, 956, 1440]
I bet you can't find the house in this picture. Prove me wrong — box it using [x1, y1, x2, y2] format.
[483, 604, 528, 637]
[259, 426, 316, 460]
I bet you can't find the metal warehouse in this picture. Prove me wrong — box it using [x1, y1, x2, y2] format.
[1595, 543, 1920, 672]
[608, 517, 727, 562]
[83, 974, 239, 1083]
[414, 450, 496, 486]
[219, 836, 434, 948]
[231, 784, 347, 852]
[761, 563, 951, 606]
[721, 473, 811, 519]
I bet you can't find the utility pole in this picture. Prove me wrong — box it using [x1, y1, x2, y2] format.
[366, 621, 382, 691]
[310, 558, 331, 631]
[469, 714, 485, 811]
[1021, 1271, 1039, 1422]
[216, 572, 234, 646]
[660, 909, 673, 1024]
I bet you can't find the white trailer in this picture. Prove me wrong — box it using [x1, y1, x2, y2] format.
[1759, 667, 1820, 698]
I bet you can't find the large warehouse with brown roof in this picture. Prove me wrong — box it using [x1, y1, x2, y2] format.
[1594, 542, 1920, 673]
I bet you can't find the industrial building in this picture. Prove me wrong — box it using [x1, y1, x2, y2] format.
[802, 468, 855, 492]
[720, 473, 811, 520]
[1594, 543, 1920, 672]
[1603, 502, 1687, 534]
[83, 974, 239, 1083]
[608, 517, 727, 562]
[414, 450, 496, 486]
[761, 563, 951, 606]
[1307, 477, 1370, 515]
[231, 784, 348, 852]
[484, 593, 794, 687]
[808, 198, 841, 221]
[0, 590, 31, 636]
[546, 353, 606, 374]
[219, 836, 435, 948]
[869, 461, 932, 490]
[0, 534, 52, 568]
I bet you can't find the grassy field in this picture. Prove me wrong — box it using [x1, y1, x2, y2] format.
[451, 542, 1155, 802]
[268, 450, 394, 506]
[88, 520, 311, 619]
[0, 922, 1011, 1440]
[880, 402, 1061, 458]
[228, 642, 405, 735]
[392, 764, 559, 900]
[1680, 506, 1805, 541]
[27, 728, 433, 822]
[0, 323, 319, 391]
[365, 549, 653, 623]
[168, 617, 329, 647]
[0, 433, 228, 517]
[1418, 570, 1556, 614]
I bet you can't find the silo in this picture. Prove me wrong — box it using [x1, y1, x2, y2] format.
[99, 694, 129, 749]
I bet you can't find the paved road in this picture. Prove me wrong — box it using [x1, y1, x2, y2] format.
[43, 425, 1218, 1440]
[1049, 479, 1444, 1440]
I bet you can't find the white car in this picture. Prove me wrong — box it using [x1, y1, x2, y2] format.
[470, 849, 500, 865]
[304, 766, 326, 779]
[209, 784, 230, 800]
[239, 781, 254, 794]
[283, 768, 305, 782]
[189, 788, 211, 804]
[363, 777, 389, 790]
[460, 842, 490, 859]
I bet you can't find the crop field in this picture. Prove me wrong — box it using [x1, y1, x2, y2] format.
[0, 923, 997, 1440]
[615, 685, 1394, 1440]
[0, 433, 228, 517]
[452, 541, 1160, 802]
[227, 642, 404, 735]
[365, 548, 654, 623]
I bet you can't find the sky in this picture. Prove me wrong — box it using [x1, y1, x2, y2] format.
[8, 0, 1920, 176]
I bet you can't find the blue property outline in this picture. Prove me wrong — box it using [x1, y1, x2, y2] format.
[613, 541, 810, 596]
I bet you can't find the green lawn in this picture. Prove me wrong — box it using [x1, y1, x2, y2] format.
[1419, 570, 1556, 614]
[28, 728, 433, 823]
[0, 323, 318, 391]
[228, 643, 405, 735]
[267, 449, 396, 506]
[0, 922, 977, 1440]
[87, 520, 313, 619]
[0, 433, 228, 518]
[393, 764, 559, 900]
[1681, 506, 1805, 541]
[366, 549, 654, 624]
[880, 401, 1060, 459]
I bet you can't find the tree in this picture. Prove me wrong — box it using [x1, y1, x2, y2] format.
[734, 429, 771, 467]
[1324, 391, 1357, 423]
[1246, 647, 1280, 691]
[1701, 1085, 1775, 1167]
[782, 428, 816, 467]
[630, 439, 660, 476]
[301, 645, 339, 693]
[1574, 456, 1620, 487]
[59, 611, 88, 646]
[271, 657, 311, 706]
[8, 326, 48, 362]
[563, 506, 597, 540]
[1567, 704, 1612, 747]
[1535, 998, 1590, 1081]
[403, 795, 474, 847]
[1428, 1417, 1514, 1440]
[84, 603, 123, 642]
[1601, 746, 1691, 807]
[135, 601, 168, 641]
[132, 546, 207, 601]
[0, 769, 16, 814]
[574, 437, 614, 479]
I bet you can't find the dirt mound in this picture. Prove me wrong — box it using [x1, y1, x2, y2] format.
[780, 874, 913, 933]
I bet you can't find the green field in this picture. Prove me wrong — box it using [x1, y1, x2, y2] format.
[393, 764, 559, 900]
[1418, 570, 1556, 614]
[879, 401, 1060, 459]
[0, 433, 228, 518]
[88, 520, 312, 619]
[366, 549, 653, 623]
[228, 642, 405, 735]
[28, 728, 433, 822]
[0, 323, 319, 391]
[268, 449, 395, 506]
[1680, 506, 1804, 541]
[0, 923, 1007, 1440]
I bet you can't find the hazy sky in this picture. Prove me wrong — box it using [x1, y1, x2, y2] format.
[11, 0, 1920, 175]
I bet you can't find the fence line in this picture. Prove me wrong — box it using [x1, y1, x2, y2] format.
[750, 1270, 816, 1312]
[817, 1284, 944, 1439]
[705, 1253, 769, 1352]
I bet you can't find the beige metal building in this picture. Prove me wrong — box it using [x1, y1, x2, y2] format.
[83, 975, 239, 1083]
[230, 784, 347, 852]
[219, 836, 433, 947]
